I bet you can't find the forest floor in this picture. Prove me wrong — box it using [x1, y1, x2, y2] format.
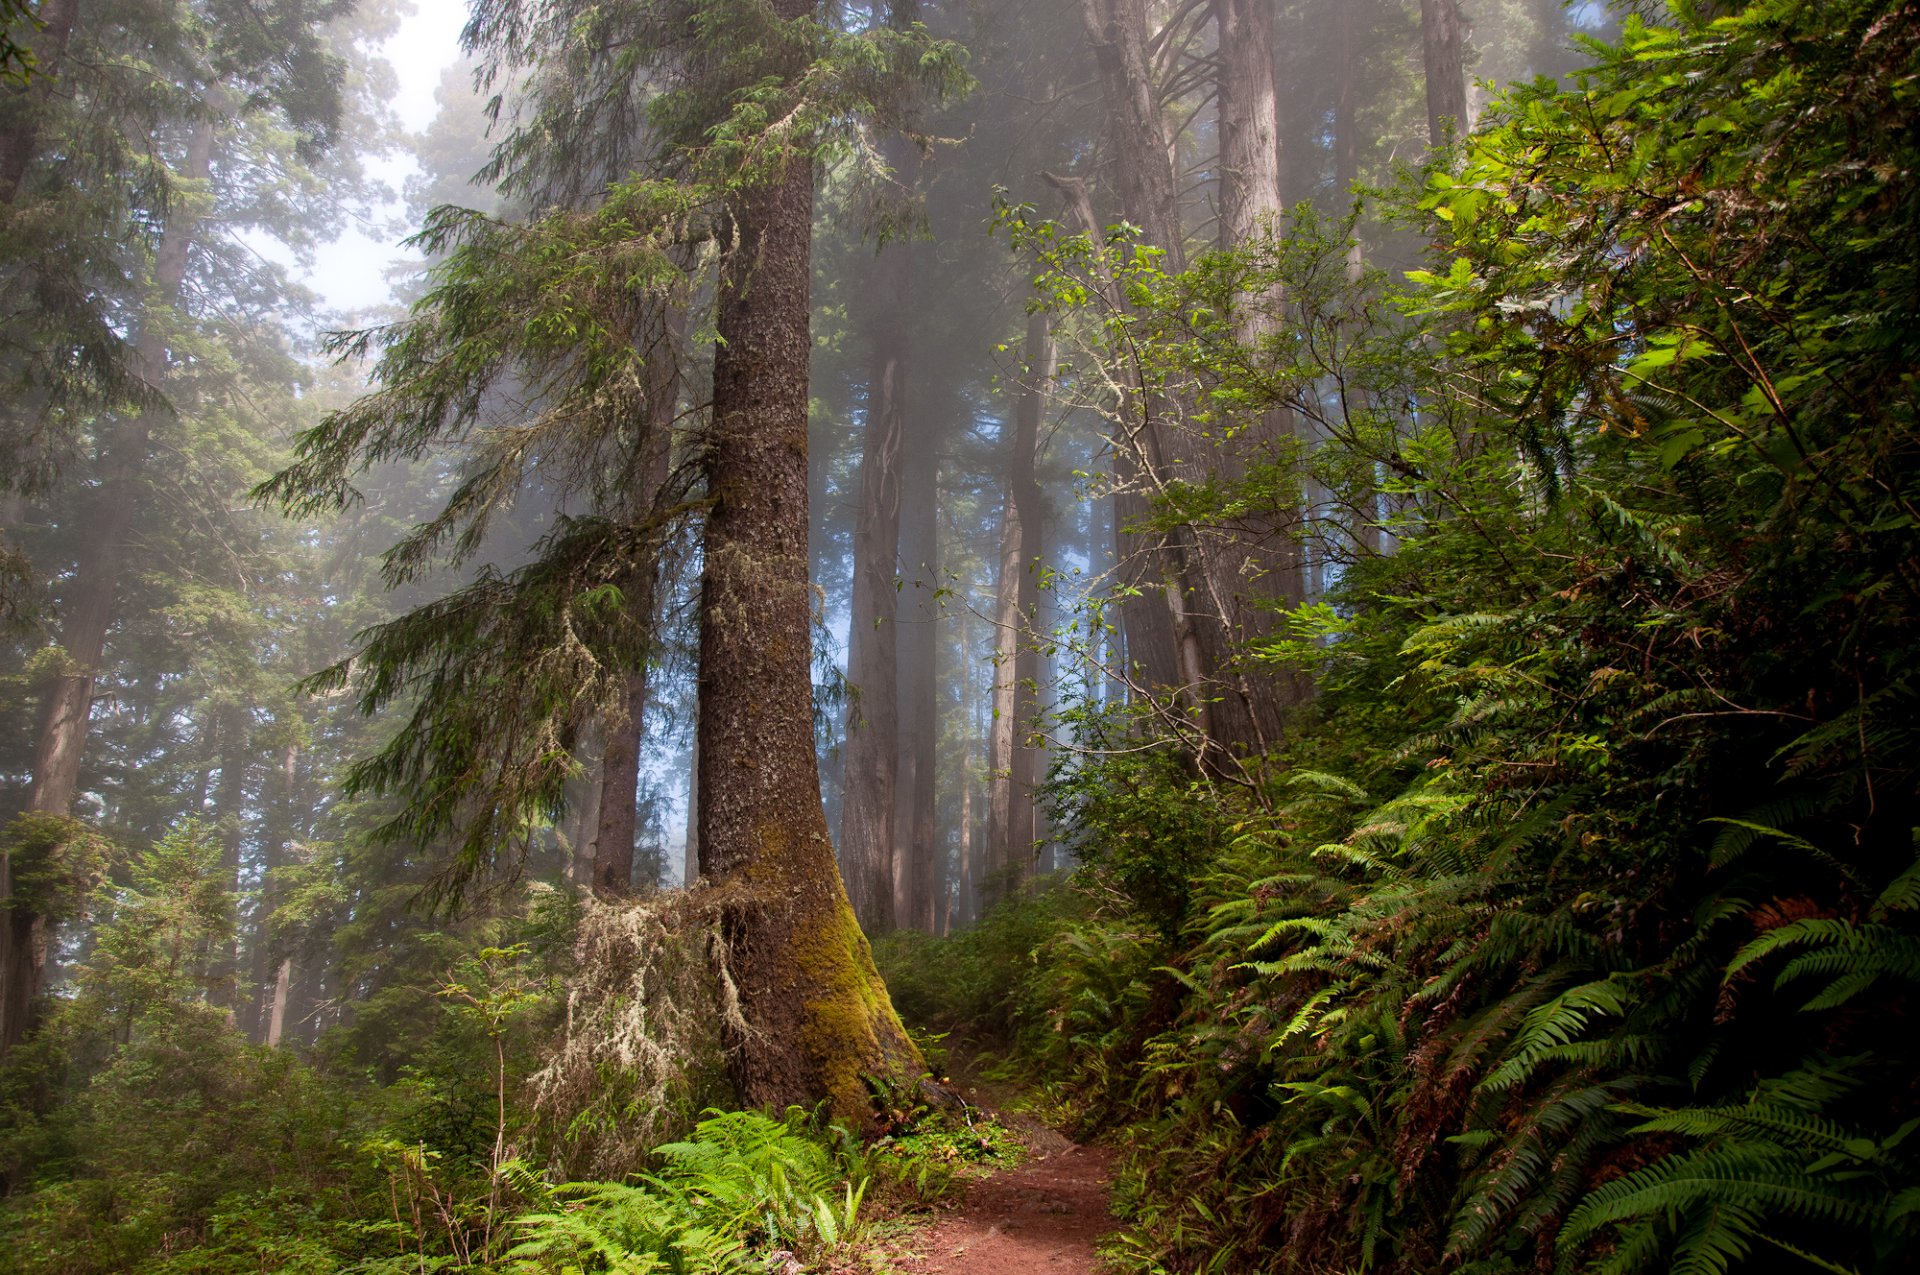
[875, 1071, 1117, 1275]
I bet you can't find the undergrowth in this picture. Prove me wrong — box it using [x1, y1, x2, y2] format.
[877, 5, 1920, 1273]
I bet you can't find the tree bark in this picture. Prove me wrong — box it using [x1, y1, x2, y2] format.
[1215, 0, 1283, 252]
[839, 229, 910, 932]
[696, 49, 919, 1119]
[1, 114, 212, 1061]
[591, 677, 642, 895]
[1419, 0, 1470, 149]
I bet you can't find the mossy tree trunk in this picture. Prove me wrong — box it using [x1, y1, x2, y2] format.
[696, 34, 920, 1119]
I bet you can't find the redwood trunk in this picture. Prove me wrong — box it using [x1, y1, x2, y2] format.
[985, 312, 1049, 912]
[1419, 0, 1470, 148]
[839, 236, 909, 931]
[893, 392, 938, 933]
[696, 56, 919, 1118]
[1215, 0, 1283, 249]
[594, 324, 679, 897]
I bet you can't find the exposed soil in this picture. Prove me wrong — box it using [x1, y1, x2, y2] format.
[885, 1114, 1117, 1275]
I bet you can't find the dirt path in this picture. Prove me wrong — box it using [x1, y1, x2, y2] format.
[885, 1136, 1117, 1275]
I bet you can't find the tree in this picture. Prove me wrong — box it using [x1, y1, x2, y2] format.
[983, 310, 1049, 910]
[0, 0, 361, 1059]
[262, 0, 967, 1121]
[1418, 0, 1470, 147]
[838, 143, 917, 934]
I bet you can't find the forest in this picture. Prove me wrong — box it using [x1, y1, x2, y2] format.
[2, 0, 1917, 1271]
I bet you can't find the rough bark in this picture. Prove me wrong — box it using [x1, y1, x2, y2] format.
[985, 312, 1049, 913]
[696, 67, 919, 1119]
[1080, 0, 1185, 267]
[592, 675, 643, 895]
[839, 232, 910, 932]
[1419, 0, 1470, 149]
[0, 0, 78, 206]
[1215, 0, 1283, 251]
[1, 115, 211, 1061]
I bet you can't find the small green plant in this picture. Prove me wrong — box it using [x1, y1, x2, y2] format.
[508, 1108, 870, 1273]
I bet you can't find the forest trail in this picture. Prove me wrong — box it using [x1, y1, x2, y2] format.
[882, 1067, 1116, 1275]
[887, 1139, 1117, 1275]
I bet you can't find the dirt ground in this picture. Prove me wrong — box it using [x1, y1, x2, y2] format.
[882, 1086, 1118, 1275]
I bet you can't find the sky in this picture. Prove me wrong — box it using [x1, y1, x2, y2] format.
[301, 0, 472, 316]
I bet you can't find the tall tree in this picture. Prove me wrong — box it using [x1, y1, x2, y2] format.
[1418, 0, 1470, 147]
[839, 186, 913, 933]
[892, 386, 941, 933]
[262, 0, 966, 1120]
[983, 311, 1049, 911]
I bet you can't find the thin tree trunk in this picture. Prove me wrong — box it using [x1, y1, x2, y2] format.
[211, 703, 250, 1018]
[0, 0, 78, 206]
[250, 741, 298, 1043]
[265, 957, 292, 1048]
[593, 314, 679, 896]
[1, 114, 212, 1061]
[696, 55, 919, 1119]
[592, 673, 643, 895]
[839, 229, 910, 932]
[1419, 0, 1470, 148]
[985, 312, 1049, 913]
[893, 390, 939, 933]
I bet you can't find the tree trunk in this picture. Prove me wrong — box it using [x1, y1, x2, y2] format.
[1080, 0, 1185, 267]
[893, 387, 939, 933]
[839, 231, 910, 932]
[1337, 0, 1366, 283]
[696, 67, 919, 1120]
[265, 957, 292, 1048]
[0, 0, 78, 206]
[1419, 0, 1470, 149]
[250, 741, 298, 1043]
[1208, 0, 1308, 757]
[1215, 0, 1283, 251]
[211, 702, 250, 1017]
[985, 312, 1049, 913]
[683, 728, 699, 888]
[1, 114, 212, 1061]
[593, 304, 681, 896]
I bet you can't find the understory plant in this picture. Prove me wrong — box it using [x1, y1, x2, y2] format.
[939, 3, 1920, 1273]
